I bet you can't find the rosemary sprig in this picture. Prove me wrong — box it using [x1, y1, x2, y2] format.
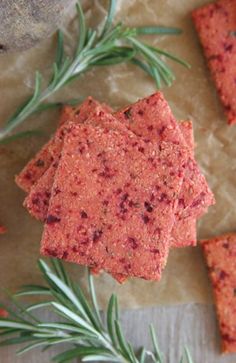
[0, 0, 190, 142]
[0, 259, 194, 363]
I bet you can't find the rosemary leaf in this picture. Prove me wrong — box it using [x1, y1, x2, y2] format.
[17, 340, 48, 355]
[135, 26, 182, 35]
[107, 294, 118, 348]
[76, 2, 87, 55]
[147, 44, 191, 68]
[150, 324, 163, 363]
[100, 0, 117, 37]
[183, 347, 194, 363]
[25, 302, 53, 313]
[139, 348, 146, 363]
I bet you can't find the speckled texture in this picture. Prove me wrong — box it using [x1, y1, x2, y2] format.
[0, 0, 75, 52]
[171, 120, 196, 248]
[47, 99, 113, 159]
[192, 0, 236, 125]
[115, 93, 215, 220]
[179, 120, 195, 151]
[0, 0, 227, 308]
[15, 105, 74, 193]
[41, 119, 188, 280]
[24, 100, 201, 248]
[23, 100, 116, 221]
[201, 233, 236, 353]
[16, 98, 112, 194]
[24, 162, 57, 221]
[170, 218, 196, 248]
[24, 100, 198, 248]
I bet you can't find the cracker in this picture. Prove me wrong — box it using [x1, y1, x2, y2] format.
[171, 120, 196, 247]
[115, 92, 215, 220]
[24, 102, 120, 221]
[25, 103, 198, 248]
[41, 120, 187, 280]
[16, 98, 111, 192]
[201, 233, 236, 353]
[192, 0, 236, 125]
[15, 105, 74, 193]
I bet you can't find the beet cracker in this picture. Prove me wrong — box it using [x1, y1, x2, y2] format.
[25, 102, 198, 248]
[170, 218, 196, 248]
[179, 120, 195, 151]
[41, 121, 188, 280]
[171, 120, 196, 248]
[25, 104, 197, 248]
[16, 98, 112, 193]
[47, 98, 113, 160]
[15, 105, 74, 193]
[24, 101, 119, 221]
[24, 162, 58, 221]
[201, 233, 236, 353]
[115, 92, 215, 220]
[192, 0, 236, 125]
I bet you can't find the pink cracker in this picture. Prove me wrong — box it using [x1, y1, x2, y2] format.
[115, 92, 215, 220]
[192, 0, 236, 125]
[41, 115, 187, 280]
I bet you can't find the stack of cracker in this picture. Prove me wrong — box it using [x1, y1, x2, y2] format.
[16, 93, 214, 281]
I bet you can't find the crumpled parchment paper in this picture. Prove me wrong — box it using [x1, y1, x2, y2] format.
[0, 0, 235, 309]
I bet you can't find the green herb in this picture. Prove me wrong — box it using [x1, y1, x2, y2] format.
[0, 130, 44, 145]
[0, 0, 189, 142]
[0, 259, 194, 363]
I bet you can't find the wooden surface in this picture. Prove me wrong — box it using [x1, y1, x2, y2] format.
[1, 303, 235, 363]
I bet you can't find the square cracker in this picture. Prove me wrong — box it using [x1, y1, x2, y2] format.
[15, 106, 74, 193]
[23, 98, 108, 221]
[115, 92, 215, 220]
[25, 102, 197, 248]
[192, 0, 236, 125]
[15, 99, 112, 192]
[201, 233, 236, 353]
[41, 119, 187, 280]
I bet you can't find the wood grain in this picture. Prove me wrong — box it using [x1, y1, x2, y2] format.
[1, 304, 235, 362]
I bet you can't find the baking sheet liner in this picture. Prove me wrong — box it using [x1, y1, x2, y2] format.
[0, 0, 235, 308]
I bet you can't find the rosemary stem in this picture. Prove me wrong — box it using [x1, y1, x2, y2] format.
[0, 65, 83, 141]
[0, 89, 51, 140]
[98, 333, 132, 363]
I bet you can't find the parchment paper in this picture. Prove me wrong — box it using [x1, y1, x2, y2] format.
[0, 0, 235, 309]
